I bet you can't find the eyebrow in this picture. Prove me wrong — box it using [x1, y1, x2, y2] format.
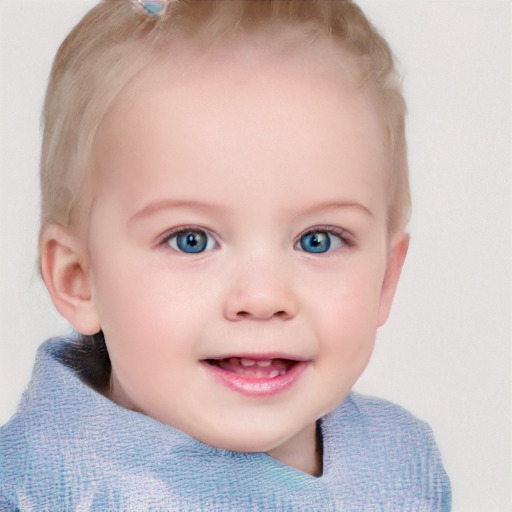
[302, 200, 373, 218]
[128, 198, 225, 224]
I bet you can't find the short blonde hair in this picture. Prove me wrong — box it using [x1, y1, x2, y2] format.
[41, 0, 410, 233]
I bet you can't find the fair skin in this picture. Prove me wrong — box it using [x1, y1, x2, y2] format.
[41, 40, 408, 477]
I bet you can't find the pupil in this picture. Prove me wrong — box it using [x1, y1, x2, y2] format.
[311, 235, 321, 247]
[186, 234, 198, 247]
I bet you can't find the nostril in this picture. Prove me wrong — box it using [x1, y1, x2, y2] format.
[234, 309, 289, 320]
[224, 290, 299, 321]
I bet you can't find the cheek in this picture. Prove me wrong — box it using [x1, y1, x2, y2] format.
[91, 250, 180, 329]
[308, 260, 385, 352]
[90, 252, 217, 373]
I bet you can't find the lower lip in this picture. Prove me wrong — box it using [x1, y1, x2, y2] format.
[201, 360, 309, 397]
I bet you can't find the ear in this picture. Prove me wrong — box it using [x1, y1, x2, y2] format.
[40, 223, 101, 335]
[377, 232, 410, 327]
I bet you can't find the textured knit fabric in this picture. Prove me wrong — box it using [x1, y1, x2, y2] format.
[0, 338, 451, 511]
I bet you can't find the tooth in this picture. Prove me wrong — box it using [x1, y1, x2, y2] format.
[256, 360, 272, 367]
[269, 370, 280, 378]
[240, 358, 256, 367]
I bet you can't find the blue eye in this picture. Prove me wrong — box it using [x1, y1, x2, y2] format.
[165, 229, 217, 253]
[298, 230, 343, 253]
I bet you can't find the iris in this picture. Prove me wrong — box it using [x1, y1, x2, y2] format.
[174, 230, 209, 253]
[300, 231, 333, 253]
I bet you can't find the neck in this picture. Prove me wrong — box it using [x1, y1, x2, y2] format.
[266, 421, 323, 477]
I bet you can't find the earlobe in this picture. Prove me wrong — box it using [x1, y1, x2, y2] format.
[40, 223, 101, 335]
[377, 233, 410, 327]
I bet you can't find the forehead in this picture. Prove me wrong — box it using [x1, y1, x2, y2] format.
[102, 32, 378, 132]
[91, 37, 388, 215]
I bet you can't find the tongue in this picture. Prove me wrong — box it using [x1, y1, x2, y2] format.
[215, 358, 291, 378]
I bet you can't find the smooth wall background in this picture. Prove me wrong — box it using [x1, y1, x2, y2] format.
[1, 1, 510, 511]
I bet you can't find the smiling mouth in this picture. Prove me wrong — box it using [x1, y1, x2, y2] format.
[202, 356, 308, 396]
[204, 357, 298, 379]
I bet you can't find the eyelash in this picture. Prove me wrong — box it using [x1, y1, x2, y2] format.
[158, 225, 355, 254]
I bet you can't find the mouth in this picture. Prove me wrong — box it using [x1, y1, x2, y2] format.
[201, 356, 308, 397]
[205, 357, 298, 378]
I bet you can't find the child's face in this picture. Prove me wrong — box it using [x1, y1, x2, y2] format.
[77, 44, 407, 470]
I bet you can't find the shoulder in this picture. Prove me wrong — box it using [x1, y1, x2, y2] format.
[344, 391, 435, 438]
[1, 338, 120, 509]
[336, 391, 445, 464]
[0, 338, 208, 510]
[324, 392, 452, 511]
[0, 339, 83, 502]
[327, 392, 438, 445]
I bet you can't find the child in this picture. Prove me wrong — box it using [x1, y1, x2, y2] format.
[0, 0, 451, 509]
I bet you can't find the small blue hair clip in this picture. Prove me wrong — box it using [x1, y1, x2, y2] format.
[132, 0, 172, 19]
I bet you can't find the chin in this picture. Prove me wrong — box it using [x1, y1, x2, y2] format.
[193, 421, 305, 454]
[198, 433, 276, 453]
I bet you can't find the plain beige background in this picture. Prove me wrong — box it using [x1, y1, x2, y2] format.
[1, 1, 511, 511]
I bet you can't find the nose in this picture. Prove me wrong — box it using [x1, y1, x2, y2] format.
[222, 257, 299, 322]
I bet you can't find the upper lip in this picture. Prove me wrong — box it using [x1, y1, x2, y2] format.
[202, 353, 309, 362]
